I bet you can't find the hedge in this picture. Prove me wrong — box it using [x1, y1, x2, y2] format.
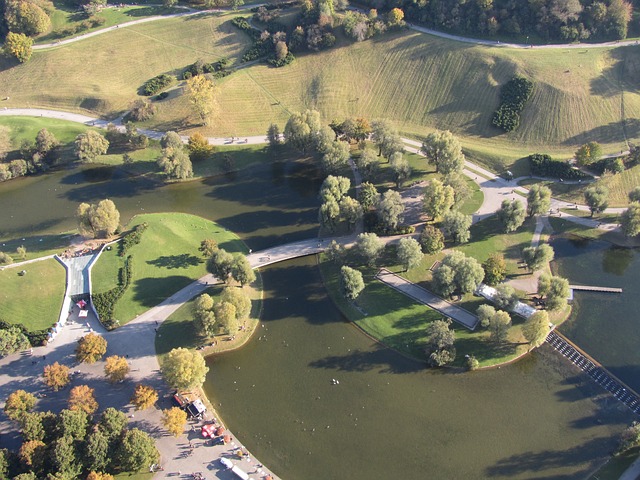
[92, 255, 133, 330]
[119, 222, 148, 257]
[492, 77, 534, 132]
[0, 319, 49, 347]
[528, 153, 590, 180]
[141, 74, 175, 96]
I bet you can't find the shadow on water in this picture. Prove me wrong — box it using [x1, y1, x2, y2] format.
[308, 347, 426, 374]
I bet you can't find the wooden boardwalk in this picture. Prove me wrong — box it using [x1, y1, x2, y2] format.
[375, 269, 479, 330]
[569, 284, 622, 293]
[546, 330, 639, 415]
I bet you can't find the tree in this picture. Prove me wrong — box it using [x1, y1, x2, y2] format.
[58, 408, 89, 440]
[267, 123, 281, 148]
[488, 310, 511, 344]
[222, 287, 252, 320]
[537, 272, 552, 298]
[423, 179, 454, 220]
[465, 355, 480, 371]
[321, 140, 350, 174]
[377, 189, 404, 230]
[186, 75, 216, 125]
[158, 144, 193, 180]
[387, 7, 405, 26]
[104, 356, 129, 383]
[160, 131, 182, 150]
[68, 385, 98, 415]
[493, 284, 519, 311]
[162, 348, 209, 391]
[76, 333, 107, 364]
[441, 210, 472, 244]
[544, 275, 570, 311]
[628, 187, 640, 203]
[526, 184, 552, 217]
[51, 435, 82, 477]
[340, 266, 365, 300]
[621, 203, 640, 237]
[617, 422, 640, 455]
[424, 319, 456, 367]
[419, 225, 445, 254]
[76, 199, 120, 238]
[0, 327, 30, 356]
[19, 440, 46, 471]
[74, 131, 109, 162]
[5, 0, 51, 36]
[231, 254, 256, 286]
[3, 32, 33, 63]
[215, 301, 237, 335]
[35, 128, 59, 156]
[443, 172, 471, 207]
[207, 248, 235, 282]
[370, 119, 402, 159]
[16, 244, 26, 259]
[319, 198, 340, 232]
[193, 293, 216, 337]
[432, 251, 484, 297]
[131, 384, 158, 410]
[43, 362, 70, 391]
[162, 407, 187, 437]
[320, 175, 350, 203]
[420, 130, 464, 175]
[522, 244, 555, 271]
[355, 149, 379, 181]
[4, 389, 36, 421]
[397, 237, 422, 271]
[340, 195, 363, 229]
[522, 310, 550, 348]
[482, 253, 507, 285]
[187, 133, 213, 161]
[199, 238, 218, 257]
[85, 431, 110, 473]
[128, 99, 156, 122]
[116, 428, 159, 472]
[584, 185, 609, 217]
[497, 199, 526, 233]
[87, 471, 114, 480]
[99, 408, 127, 440]
[476, 304, 496, 328]
[284, 110, 321, 153]
[575, 141, 602, 166]
[355, 232, 384, 266]
[359, 181, 379, 210]
[390, 152, 411, 188]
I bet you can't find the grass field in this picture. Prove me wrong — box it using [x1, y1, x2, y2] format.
[319, 252, 530, 367]
[40, 5, 179, 44]
[91, 212, 247, 324]
[0, 116, 90, 146]
[2, 16, 640, 166]
[0, 258, 65, 331]
[0, 232, 75, 261]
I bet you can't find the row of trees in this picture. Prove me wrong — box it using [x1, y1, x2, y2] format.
[0, 127, 60, 181]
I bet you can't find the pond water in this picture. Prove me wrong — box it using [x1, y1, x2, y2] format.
[205, 256, 630, 480]
[0, 159, 321, 251]
[551, 235, 640, 393]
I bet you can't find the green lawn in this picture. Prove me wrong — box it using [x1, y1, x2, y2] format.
[0, 258, 65, 331]
[319, 239, 532, 367]
[38, 5, 181, 44]
[2, 14, 639, 166]
[91, 212, 247, 324]
[0, 116, 90, 146]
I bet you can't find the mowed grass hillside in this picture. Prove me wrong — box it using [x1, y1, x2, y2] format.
[0, 14, 251, 117]
[0, 258, 65, 331]
[2, 17, 640, 158]
[91, 212, 246, 324]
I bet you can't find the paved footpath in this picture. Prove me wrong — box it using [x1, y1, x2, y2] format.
[376, 268, 479, 330]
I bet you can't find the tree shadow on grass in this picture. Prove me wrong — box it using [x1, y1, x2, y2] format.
[147, 254, 201, 269]
[131, 275, 193, 308]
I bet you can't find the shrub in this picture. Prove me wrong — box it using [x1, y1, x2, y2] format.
[528, 153, 590, 180]
[590, 157, 625, 175]
[492, 77, 534, 132]
[119, 223, 148, 257]
[269, 51, 295, 67]
[141, 74, 175, 96]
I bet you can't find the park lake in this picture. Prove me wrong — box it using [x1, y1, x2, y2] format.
[0, 161, 637, 478]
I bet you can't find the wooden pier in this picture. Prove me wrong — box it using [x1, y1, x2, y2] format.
[546, 330, 639, 415]
[569, 285, 623, 293]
